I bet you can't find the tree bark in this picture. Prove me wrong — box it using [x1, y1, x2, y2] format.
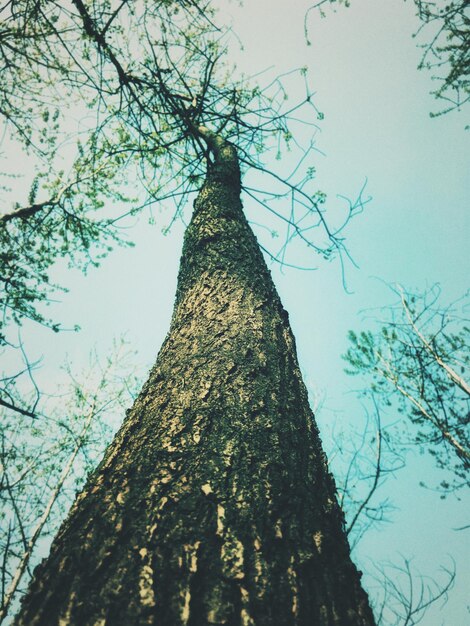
[14, 140, 375, 625]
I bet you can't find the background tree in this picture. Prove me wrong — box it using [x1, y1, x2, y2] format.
[326, 394, 404, 552]
[344, 284, 470, 495]
[368, 557, 455, 626]
[320, 399, 455, 626]
[0, 340, 140, 623]
[412, 0, 469, 117]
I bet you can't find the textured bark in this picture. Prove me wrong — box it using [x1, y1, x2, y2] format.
[15, 142, 375, 625]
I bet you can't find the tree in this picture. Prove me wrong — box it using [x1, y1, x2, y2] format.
[305, 0, 470, 118]
[14, 133, 374, 625]
[344, 285, 470, 495]
[1, 1, 374, 624]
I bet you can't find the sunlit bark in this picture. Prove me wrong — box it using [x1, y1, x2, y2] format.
[15, 141, 374, 626]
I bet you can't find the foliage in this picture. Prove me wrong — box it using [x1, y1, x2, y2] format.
[0, 0, 364, 419]
[413, 0, 470, 118]
[344, 285, 470, 495]
[0, 0, 355, 342]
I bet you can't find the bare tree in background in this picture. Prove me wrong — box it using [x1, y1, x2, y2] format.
[344, 284, 469, 495]
[319, 395, 456, 625]
[0, 339, 141, 623]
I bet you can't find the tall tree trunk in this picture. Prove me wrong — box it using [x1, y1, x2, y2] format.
[15, 140, 375, 625]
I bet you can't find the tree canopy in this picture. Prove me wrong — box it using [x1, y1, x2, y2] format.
[1, 0, 363, 419]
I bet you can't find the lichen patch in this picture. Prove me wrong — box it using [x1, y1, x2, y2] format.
[184, 541, 200, 573]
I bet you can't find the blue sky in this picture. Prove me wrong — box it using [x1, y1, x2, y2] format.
[4, 0, 469, 623]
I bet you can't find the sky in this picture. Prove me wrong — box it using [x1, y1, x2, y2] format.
[3, 0, 469, 624]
